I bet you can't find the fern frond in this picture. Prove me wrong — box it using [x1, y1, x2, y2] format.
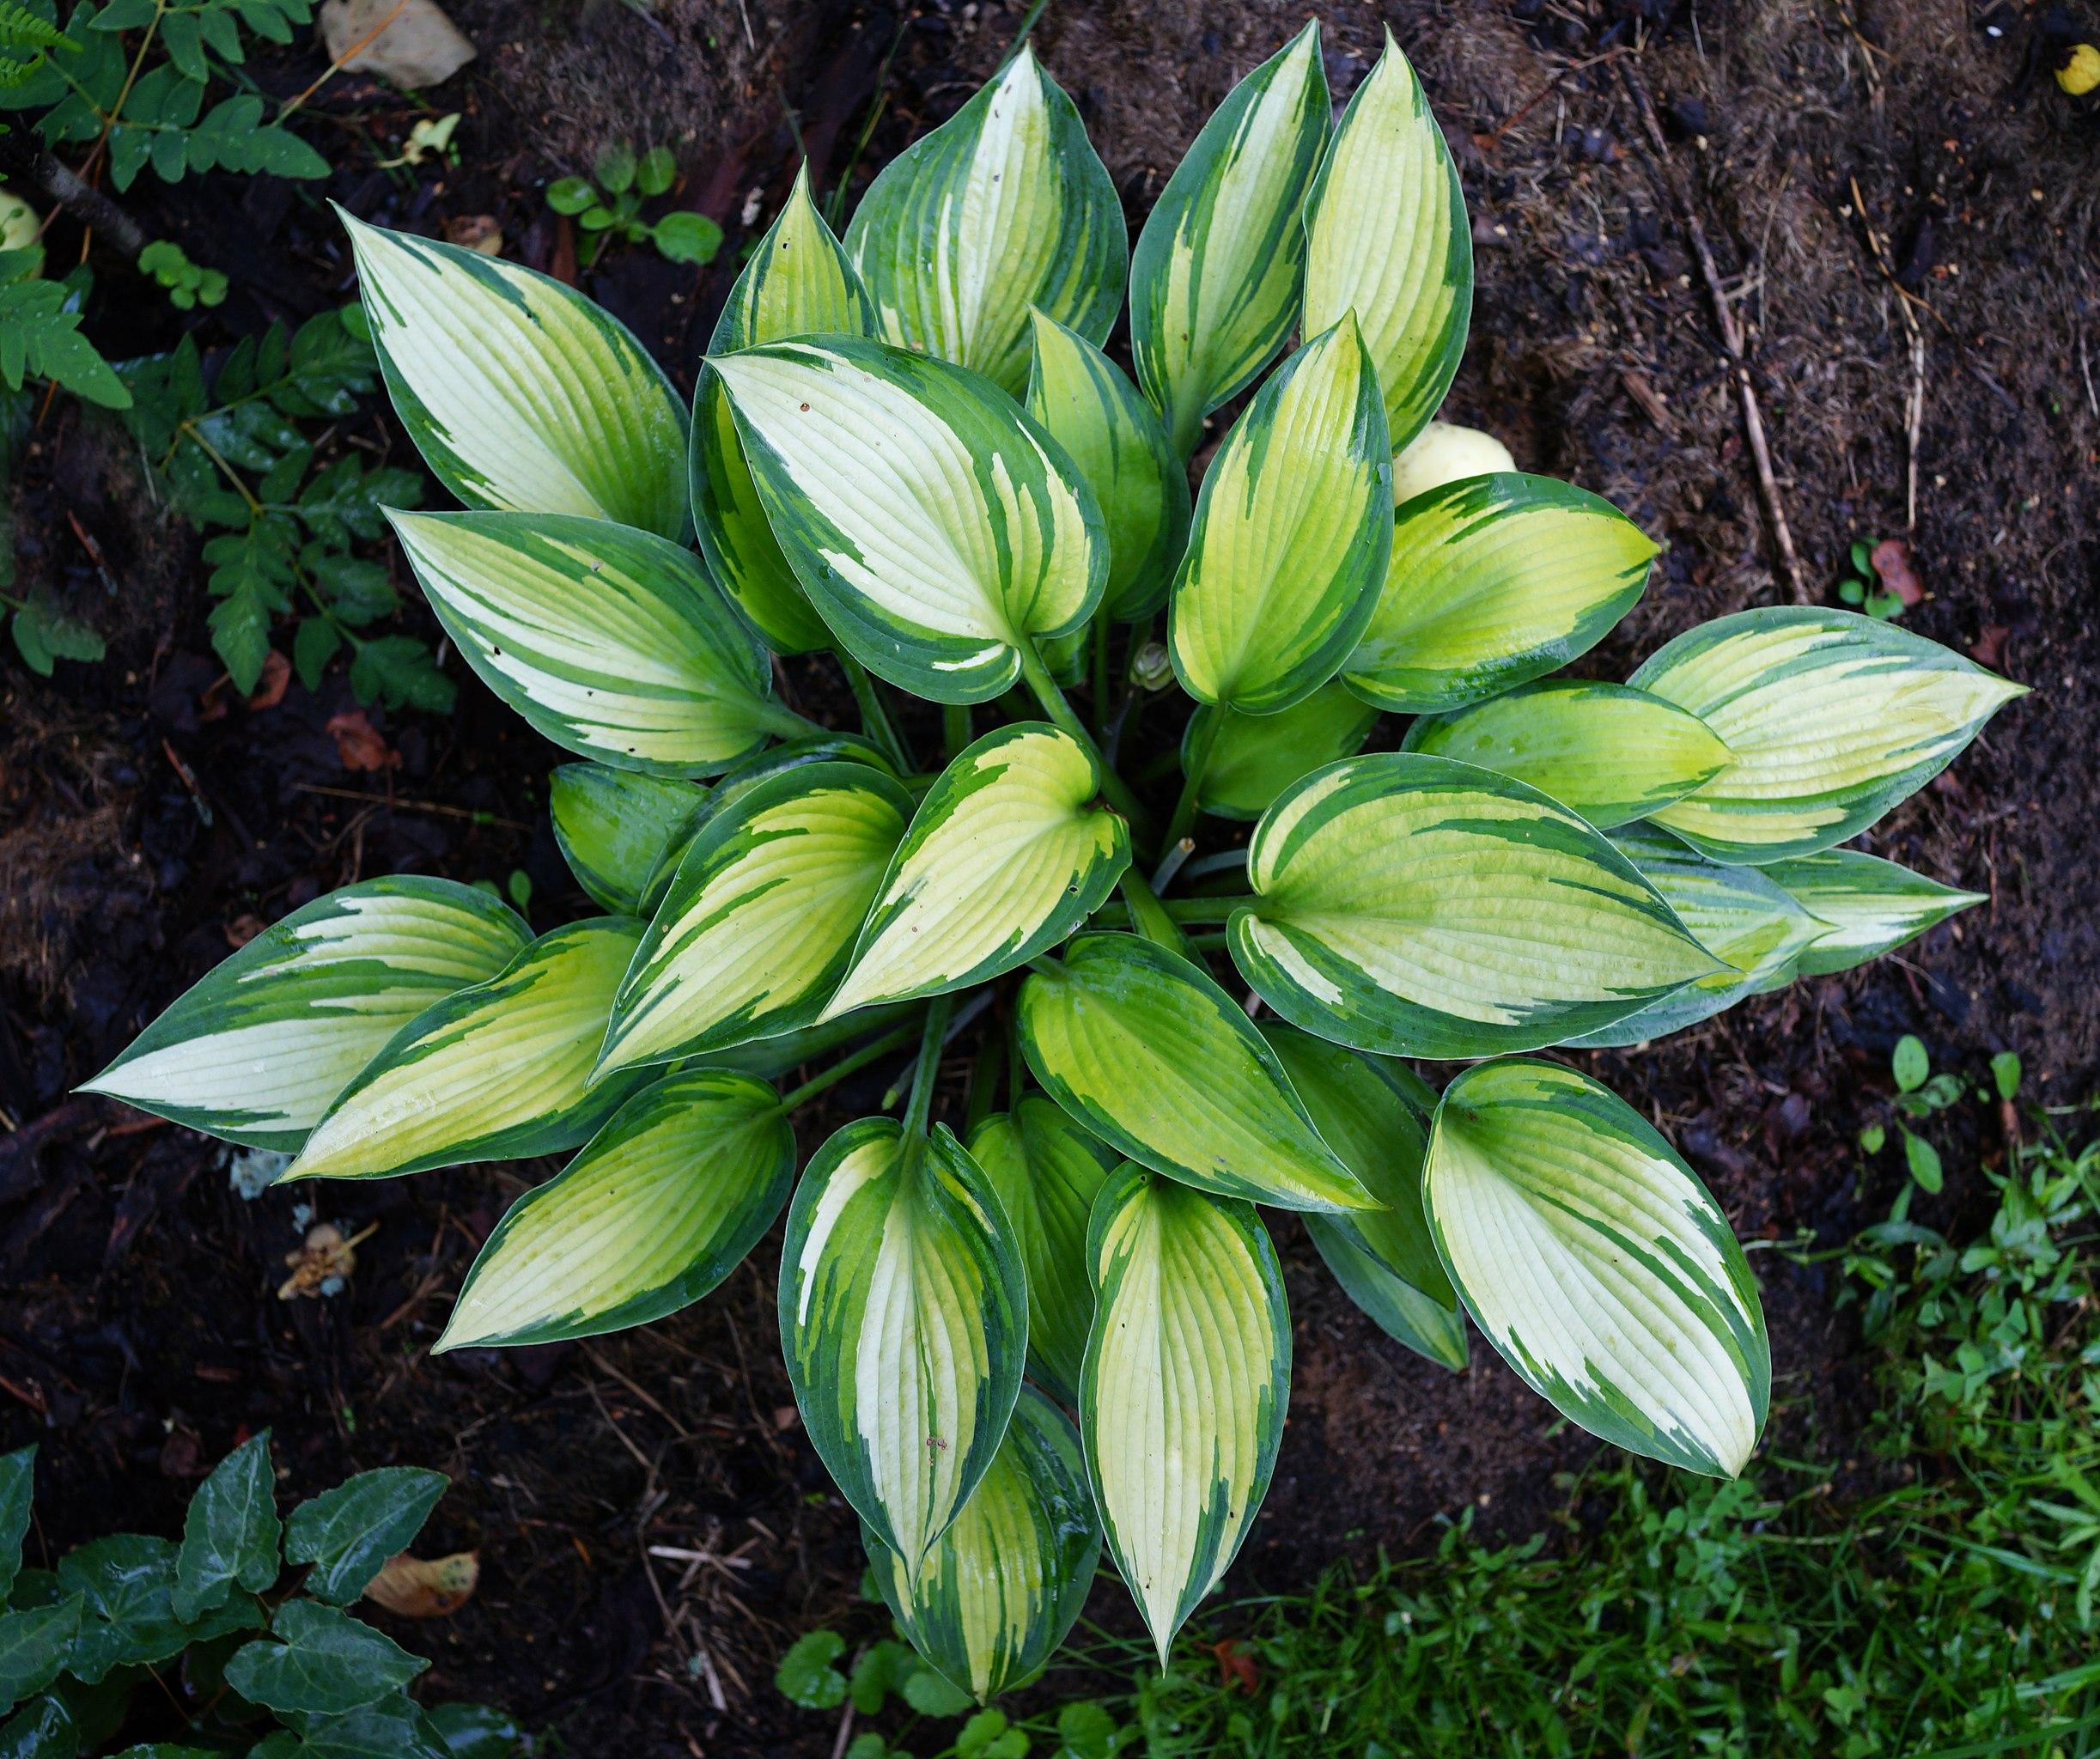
[0, 2, 67, 53]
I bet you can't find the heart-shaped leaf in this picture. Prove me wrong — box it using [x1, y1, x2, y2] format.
[1425, 1058, 1768, 1476]
[1762, 849, 1987, 980]
[223, 1601, 426, 1717]
[1193, 683, 1378, 821]
[1080, 1166, 1289, 1665]
[440, 1070, 795, 1350]
[1226, 754, 1720, 1058]
[778, 1119, 1026, 1574]
[548, 764, 706, 916]
[1017, 932, 1375, 1213]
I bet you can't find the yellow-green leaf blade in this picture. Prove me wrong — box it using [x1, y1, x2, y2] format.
[549, 764, 706, 916]
[1195, 683, 1379, 821]
[1763, 849, 1987, 979]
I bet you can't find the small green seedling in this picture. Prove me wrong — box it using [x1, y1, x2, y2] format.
[1836, 538, 1906, 620]
[139, 237, 228, 309]
[545, 141, 721, 266]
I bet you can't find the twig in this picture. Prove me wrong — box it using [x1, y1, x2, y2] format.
[289, 782, 532, 831]
[1845, 175, 1939, 534]
[278, 0, 409, 119]
[0, 135, 149, 260]
[1622, 64, 1810, 604]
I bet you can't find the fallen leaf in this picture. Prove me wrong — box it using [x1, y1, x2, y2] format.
[444, 213, 503, 256]
[318, 0, 475, 88]
[1969, 624, 2008, 668]
[366, 1550, 480, 1617]
[1214, 1640, 1258, 1695]
[1869, 538, 1924, 607]
[225, 913, 266, 948]
[326, 709, 400, 772]
[247, 649, 291, 709]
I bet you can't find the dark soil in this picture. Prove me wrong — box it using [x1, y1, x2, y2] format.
[3, 0, 2096, 1753]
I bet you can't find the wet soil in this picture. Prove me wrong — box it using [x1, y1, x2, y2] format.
[3, 0, 2097, 1752]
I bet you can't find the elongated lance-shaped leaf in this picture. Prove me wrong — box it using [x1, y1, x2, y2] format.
[1025, 310, 1190, 622]
[779, 1118, 1027, 1575]
[1130, 20, 1330, 457]
[864, 1386, 1100, 1703]
[389, 511, 800, 777]
[1426, 1059, 1770, 1476]
[1762, 849, 1987, 980]
[1169, 318, 1392, 715]
[823, 725, 1129, 1019]
[1260, 1021, 1452, 1306]
[1306, 1217, 1470, 1370]
[1345, 474, 1658, 714]
[339, 209, 687, 539]
[82, 879, 529, 1151]
[844, 45, 1126, 398]
[549, 764, 705, 916]
[1563, 830, 1828, 1047]
[1017, 932, 1375, 1213]
[1081, 1165, 1289, 1665]
[967, 1097, 1118, 1403]
[439, 1070, 795, 1350]
[1227, 754, 1721, 1060]
[693, 162, 879, 654]
[1195, 683, 1379, 821]
[173, 1433, 280, 1623]
[1300, 29, 1470, 451]
[1403, 680, 1732, 830]
[285, 919, 647, 1182]
[713, 337, 1105, 703]
[1630, 608, 2026, 864]
[599, 763, 912, 1075]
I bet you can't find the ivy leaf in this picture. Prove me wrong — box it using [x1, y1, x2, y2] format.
[0, 1450, 32, 1604]
[0, 1593, 81, 1709]
[222, 1600, 427, 1716]
[283, 1469, 448, 1606]
[173, 1432, 280, 1622]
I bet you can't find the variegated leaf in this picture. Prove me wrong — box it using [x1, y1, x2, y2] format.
[1017, 932, 1375, 1213]
[1300, 29, 1470, 450]
[1227, 754, 1720, 1059]
[845, 46, 1126, 397]
[1169, 318, 1391, 714]
[599, 763, 913, 1074]
[967, 1097, 1118, 1403]
[1403, 680, 1732, 829]
[340, 210, 687, 539]
[824, 725, 1129, 1019]
[82, 880, 529, 1151]
[712, 338, 1105, 703]
[286, 919, 647, 1182]
[1631, 609, 2026, 864]
[1194, 683, 1379, 820]
[778, 1119, 1026, 1573]
[549, 764, 705, 916]
[1305, 1218, 1469, 1371]
[438, 1071, 794, 1350]
[693, 163, 879, 654]
[1081, 1165, 1289, 1664]
[1763, 849, 1987, 979]
[1025, 310, 1190, 622]
[1129, 19, 1330, 455]
[1344, 474, 1657, 715]
[1425, 1059, 1769, 1476]
[864, 1386, 1100, 1702]
[389, 511, 802, 776]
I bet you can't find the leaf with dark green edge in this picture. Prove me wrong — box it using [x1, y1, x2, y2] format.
[1403, 680, 1732, 830]
[1168, 317, 1391, 715]
[548, 764, 707, 916]
[1080, 1166, 1289, 1665]
[0, 1595, 80, 1709]
[424, 1702, 523, 1759]
[0, 1695, 76, 1759]
[1630, 607, 2026, 865]
[387, 510, 803, 779]
[1016, 932, 1375, 1214]
[598, 764, 912, 1075]
[58, 1536, 263, 1685]
[1226, 753, 1720, 1060]
[1129, 19, 1330, 457]
[1024, 310, 1190, 622]
[222, 1601, 425, 1717]
[1300, 27, 1470, 451]
[1259, 1021, 1452, 1306]
[1192, 684, 1378, 821]
[338, 209, 688, 540]
[173, 1432, 280, 1622]
[80, 878, 530, 1153]
[0, 1450, 33, 1605]
[284, 919, 648, 1183]
[437, 1069, 795, 1351]
[965, 1098, 1119, 1404]
[1342, 473, 1657, 715]
[821, 725, 1129, 1019]
[712, 336, 1105, 705]
[283, 1468, 448, 1606]
[777, 1117, 1026, 1576]
[694, 161, 880, 654]
[844, 45, 1126, 398]
[1305, 1217, 1469, 1371]
[1425, 1058, 1769, 1476]
[864, 1387, 1100, 1704]
[1760, 849, 1987, 981]
[1561, 830, 1828, 1048]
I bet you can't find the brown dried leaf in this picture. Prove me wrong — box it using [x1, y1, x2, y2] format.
[1869, 538, 1924, 607]
[248, 649, 292, 710]
[326, 709, 400, 773]
[365, 1549, 480, 1617]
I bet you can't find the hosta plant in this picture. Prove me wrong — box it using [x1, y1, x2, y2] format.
[87, 21, 2023, 1696]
